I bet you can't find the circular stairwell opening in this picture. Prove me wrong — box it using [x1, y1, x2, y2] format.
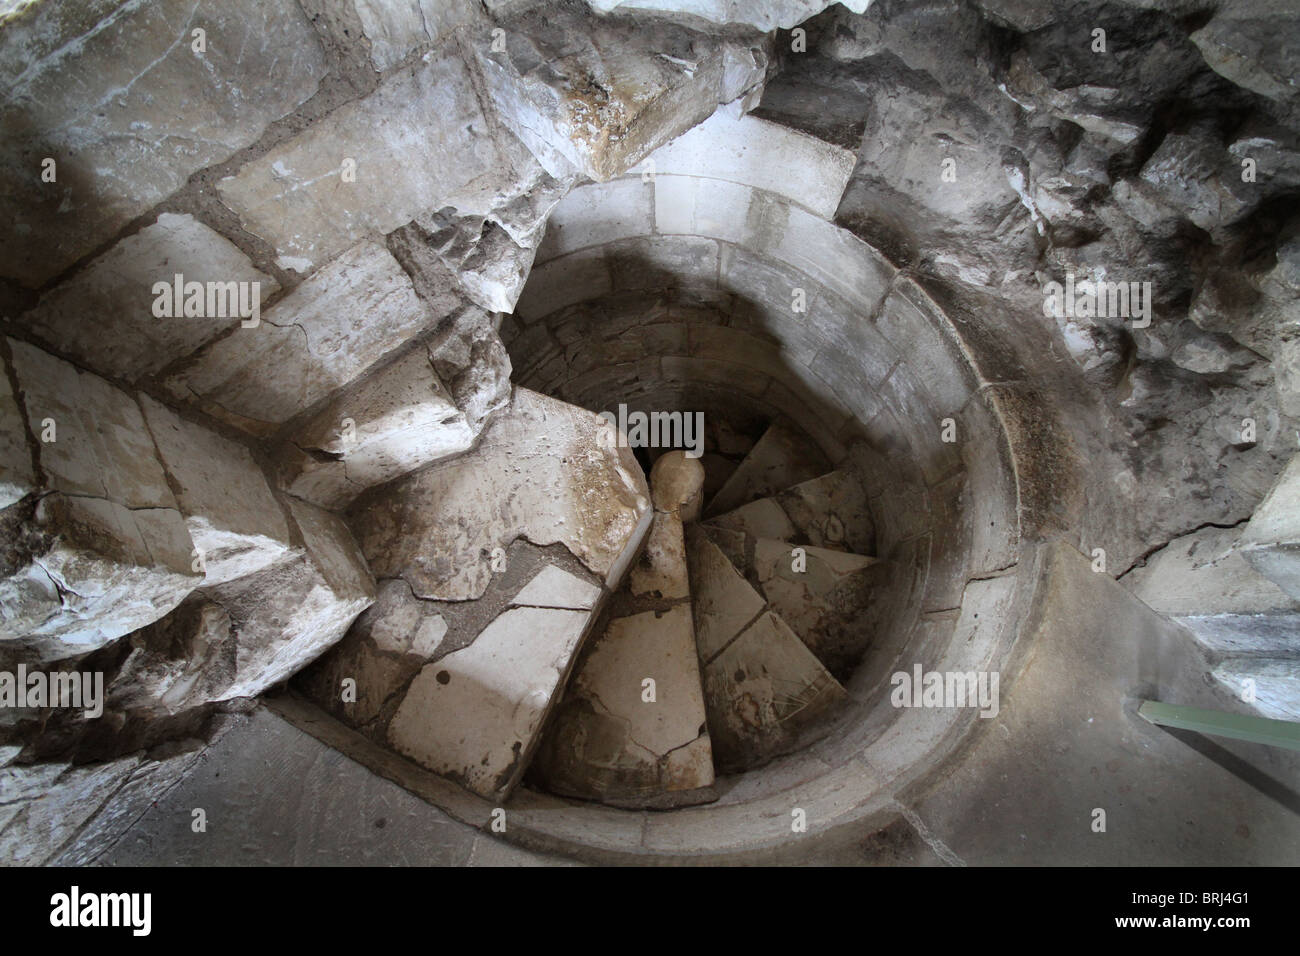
[487, 114, 1036, 860]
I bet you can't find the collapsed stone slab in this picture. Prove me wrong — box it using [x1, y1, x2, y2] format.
[351, 387, 650, 601]
[108, 498, 375, 715]
[0, 342, 198, 663]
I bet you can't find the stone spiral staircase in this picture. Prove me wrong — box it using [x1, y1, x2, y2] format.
[533, 417, 879, 807]
[293, 394, 880, 815]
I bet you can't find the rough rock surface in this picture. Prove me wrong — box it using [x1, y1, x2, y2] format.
[1, 342, 198, 662]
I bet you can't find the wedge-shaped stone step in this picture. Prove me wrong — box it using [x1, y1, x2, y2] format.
[685, 525, 845, 772]
[532, 453, 715, 808]
[708, 469, 875, 555]
[704, 418, 831, 518]
[1211, 658, 1300, 721]
[750, 539, 878, 680]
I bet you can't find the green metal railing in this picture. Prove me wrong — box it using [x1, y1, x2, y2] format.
[1138, 700, 1300, 751]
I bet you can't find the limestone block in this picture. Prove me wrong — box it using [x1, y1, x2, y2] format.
[0, 0, 327, 286]
[647, 112, 855, 220]
[0, 342, 198, 662]
[140, 396, 293, 586]
[473, 4, 767, 181]
[163, 242, 436, 433]
[350, 0, 483, 71]
[536, 179, 655, 262]
[279, 347, 476, 510]
[386, 606, 593, 800]
[750, 538, 877, 676]
[1238, 453, 1300, 601]
[352, 388, 651, 601]
[686, 528, 766, 661]
[217, 51, 526, 273]
[515, 249, 613, 322]
[16, 214, 278, 383]
[875, 281, 980, 417]
[711, 469, 874, 554]
[1211, 659, 1300, 721]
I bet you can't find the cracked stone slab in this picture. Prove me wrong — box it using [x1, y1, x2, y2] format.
[704, 418, 831, 517]
[0, 0, 327, 287]
[473, 3, 769, 181]
[108, 498, 375, 715]
[162, 242, 438, 434]
[140, 395, 293, 586]
[0, 341, 198, 661]
[16, 214, 279, 384]
[387, 605, 595, 800]
[533, 504, 714, 808]
[351, 387, 651, 601]
[277, 346, 476, 510]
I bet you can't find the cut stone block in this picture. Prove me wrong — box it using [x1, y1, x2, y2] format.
[278, 346, 476, 509]
[0, 0, 327, 286]
[217, 51, 544, 272]
[511, 566, 601, 610]
[162, 242, 436, 433]
[702, 610, 845, 773]
[0, 342, 198, 662]
[1238, 453, 1300, 602]
[386, 606, 592, 800]
[140, 396, 293, 586]
[17, 214, 278, 383]
[352, 388, 651, 601]
[108, 498, 375, 715]
[704, 418, 831, 517]
[473, 4, 768, 181]
[533, 495, 714, 808]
